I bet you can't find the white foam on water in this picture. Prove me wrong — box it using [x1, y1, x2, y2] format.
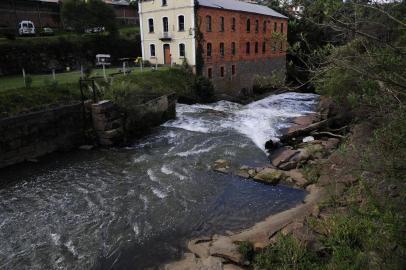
[50, 233, 61, 246]
[139, 195, 149, 210]
[176, 144, 217, 157]
[133, 223, 140, 236]
[151, 188, 167, 199]
[64, 240, 77, 257]
[147, 169, 159, 182]
[133, 155, 148, 163]
[161, 165, 172, 175]
[166, 92, 318, 152]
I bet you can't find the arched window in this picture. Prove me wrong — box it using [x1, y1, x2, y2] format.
[246, 19, 251, 32]
[231, 42, 236, 56]
[262, 41, 266, 53]
[280, 22, 284, 33]
[206, 16, 212, 32]
[207, 42, 212, 57]
[150, 44, 156, 57]
[255, 19, 259, 32]
[220, 42, 224, 57]
[246, 42, 250, 54]
[263, 20, 266, 33]
[162, 0, 167, 6]
[219, 16, 224, 32]
[178, 15, 185, 31]
[179, 43, 185, 57]
[163, 17, 169, 32]
[255, 42, 258, 53]
[148, 18, 154, 33]
[231, 17, 236, 32]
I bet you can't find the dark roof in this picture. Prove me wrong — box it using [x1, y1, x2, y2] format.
[198, 0, 287, 18]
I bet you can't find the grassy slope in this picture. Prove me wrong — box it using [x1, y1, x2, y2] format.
[0, 67, 146, 91]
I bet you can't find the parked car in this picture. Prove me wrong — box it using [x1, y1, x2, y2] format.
[18, 21, 36, 36]
[40, 27, 54, 36]
[85, 26, 105, 34]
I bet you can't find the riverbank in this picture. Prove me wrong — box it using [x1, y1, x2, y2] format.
[164, 95, 352, 269]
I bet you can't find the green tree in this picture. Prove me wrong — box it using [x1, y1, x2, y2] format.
[61, 0, 117, 34]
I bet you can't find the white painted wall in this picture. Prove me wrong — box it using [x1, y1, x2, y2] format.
[139, 0, 196, 66]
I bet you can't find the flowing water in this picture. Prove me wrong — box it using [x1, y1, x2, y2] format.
[0, 92, 318, 269]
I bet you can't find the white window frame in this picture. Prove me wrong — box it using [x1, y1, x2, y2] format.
[148, 17, 154, 33]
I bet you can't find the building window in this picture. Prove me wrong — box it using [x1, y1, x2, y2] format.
[274, 22, 277, 32]
[150, 44, 156, 57]
[220, 42, 225, 57]
[148, 18, 154, 33]
[163, 17, 169, 32]
[262, 41, 266, 53]
[219, 16, 224, 32]
[246, 42, 250, 54]
[231, 42, 236, 56]
[232, 64, 236, 76]
[179, 43, 185, 57]
[280, 41, 283, 52]
[220, 66, 225, 77]
[162, 0, 167, 6]
[246, 19, 251, 32]
[178, 15, 185, 31]
[255, 19, 259, 33]
[206, 16, 212, 32]
[272, 41, 276, 52]
[208, 68, 212, 79]
[207, 42, 212, 57]
[263, 20, 266, 33]
[281, 22, 284, 33]
[255, 42, 258, 53]
[231, 17, 236, 32]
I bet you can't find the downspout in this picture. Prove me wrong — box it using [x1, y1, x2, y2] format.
[191, 0, 196, 69]
[139, 1, 145, 61]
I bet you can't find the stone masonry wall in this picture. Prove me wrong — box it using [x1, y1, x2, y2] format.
[0, 103, 85, 169]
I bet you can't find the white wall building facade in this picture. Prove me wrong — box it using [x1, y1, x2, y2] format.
[139, 0, 196, 67]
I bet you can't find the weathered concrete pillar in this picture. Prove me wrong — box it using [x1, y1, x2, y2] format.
[91, 100, 124, 146]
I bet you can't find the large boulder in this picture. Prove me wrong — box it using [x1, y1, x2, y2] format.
[269, 147, 300, 168]
[209, 236, 243, 265]
[253, 168, 286, 185]
[213, 159, 231, 173]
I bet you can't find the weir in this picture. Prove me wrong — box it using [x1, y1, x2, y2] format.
[0, 92, 318, 269]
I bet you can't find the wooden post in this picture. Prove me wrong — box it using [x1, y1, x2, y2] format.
[52, 69, 56, 81]
[22, 68, 26, 87]
[103, 64, 107, 81]
[123, 61, 126, 75]
[140, 60, 143, 72]
[80, 65, 84, 79]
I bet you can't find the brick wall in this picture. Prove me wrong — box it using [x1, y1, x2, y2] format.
[196, 6, 288, 95]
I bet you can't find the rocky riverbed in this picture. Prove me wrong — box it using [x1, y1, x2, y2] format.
[165, 95, 351, 270]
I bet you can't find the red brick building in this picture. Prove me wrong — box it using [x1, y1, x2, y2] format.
[197, 0, 288, 95]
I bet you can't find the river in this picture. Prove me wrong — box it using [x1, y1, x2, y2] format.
[0, 92, 318, 269]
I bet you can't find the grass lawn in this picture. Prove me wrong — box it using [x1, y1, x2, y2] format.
[0, 67, 148, 91]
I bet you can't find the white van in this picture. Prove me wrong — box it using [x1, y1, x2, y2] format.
[18, 21, 36, 36]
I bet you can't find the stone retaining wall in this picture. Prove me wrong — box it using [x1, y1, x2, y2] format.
[0, 103, 85, 169]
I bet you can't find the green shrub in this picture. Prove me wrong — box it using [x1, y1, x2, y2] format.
[254, 234, 319, 270]
[237, 241, 254, 262]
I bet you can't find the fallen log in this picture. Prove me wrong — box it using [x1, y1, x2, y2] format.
[311, 131, 345, 139]
[279, 118, 333, 145]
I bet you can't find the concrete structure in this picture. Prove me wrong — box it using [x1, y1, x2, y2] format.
[0, 0, 138, 30]
[139, 0, 288, 95]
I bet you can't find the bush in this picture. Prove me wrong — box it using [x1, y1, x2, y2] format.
[105, 68, 214, 105]
[237, 241, 254, 263]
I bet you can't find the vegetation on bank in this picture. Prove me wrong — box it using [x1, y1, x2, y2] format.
[0, 83, 81, 116]
[0, 67, 214, 117]
[105, 67, 215, 105]
[239, 1, 406, 269]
